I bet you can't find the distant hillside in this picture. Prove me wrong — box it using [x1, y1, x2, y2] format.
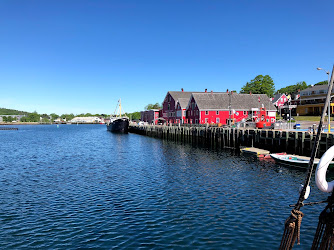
[0, 108, 30, 115]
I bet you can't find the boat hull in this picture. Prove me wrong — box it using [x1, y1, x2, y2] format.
[270, 154, 334, 169]
[107, 119, 129, 133]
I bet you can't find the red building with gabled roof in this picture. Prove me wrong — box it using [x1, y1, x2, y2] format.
[272, 93, 289, 108]
[162, 89, 197, 124]
[186, 92, 277, 125]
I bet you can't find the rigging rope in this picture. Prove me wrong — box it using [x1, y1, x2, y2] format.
[311, 192, 334, 250]
[279, 65, 334, 249]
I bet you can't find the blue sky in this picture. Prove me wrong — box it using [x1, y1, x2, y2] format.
[0, 0, 333, 115]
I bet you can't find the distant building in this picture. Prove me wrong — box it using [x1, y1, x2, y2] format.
[297, 85, 331, 115]
[0, 115, 26, 122]
[70, 117, 102, 123]
[141, 110, 160, 124]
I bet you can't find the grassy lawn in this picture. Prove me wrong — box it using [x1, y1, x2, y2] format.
[294, 116, 330, 121]
[276, 115, 331, 122]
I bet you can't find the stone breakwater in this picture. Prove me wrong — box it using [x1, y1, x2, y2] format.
[129, 125, 334, 158]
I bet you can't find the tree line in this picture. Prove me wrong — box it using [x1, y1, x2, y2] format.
[240, 75, 327, 97]
[0, 109, 111, 123]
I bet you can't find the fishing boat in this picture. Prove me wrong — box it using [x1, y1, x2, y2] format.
[270, 153, 334, 169]
[106, 99, 129, 133]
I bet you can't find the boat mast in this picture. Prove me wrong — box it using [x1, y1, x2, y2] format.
[119, 98, 122, 118]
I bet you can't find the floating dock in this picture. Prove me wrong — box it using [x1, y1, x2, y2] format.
[240, 147, 270, 156]
[0, 127, 18, 130]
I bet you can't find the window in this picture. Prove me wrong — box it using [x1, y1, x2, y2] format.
[205, 118, 208, 123]
[192, 103, 195, 109]
[168, 104, 170, 110]
[216, 118, 220, 123]
[196, 110, 199, 115]
[205, 111, 209, 115]
[216, 111, 219, 115]
[243, 111, 247, 115]
[195, 119, 198, 124]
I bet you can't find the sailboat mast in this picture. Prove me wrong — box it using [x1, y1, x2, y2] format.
[119, 98, 122, 118]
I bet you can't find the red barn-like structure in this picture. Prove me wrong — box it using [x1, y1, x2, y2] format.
[162, 90, 197, 124]
[186, 92, 276, 125]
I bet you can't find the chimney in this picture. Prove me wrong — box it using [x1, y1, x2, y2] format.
[205, 89, 207, 92]
[181, 88, 184, 92]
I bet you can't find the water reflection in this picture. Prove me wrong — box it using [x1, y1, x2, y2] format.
[0, 125, 329, 249]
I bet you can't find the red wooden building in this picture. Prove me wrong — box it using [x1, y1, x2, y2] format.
[272, 93, 289, 108]
[140, 109, 160, 124]
[186, 92, 277, 125]
[162, 90, 196, 124]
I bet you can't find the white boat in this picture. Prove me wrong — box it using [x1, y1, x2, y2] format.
[270, 153, 334, 169]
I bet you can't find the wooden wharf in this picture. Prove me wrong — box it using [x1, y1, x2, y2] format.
[129, 125, 334, 158]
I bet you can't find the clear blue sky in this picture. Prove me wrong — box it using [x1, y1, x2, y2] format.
[0, 0, 333, 115]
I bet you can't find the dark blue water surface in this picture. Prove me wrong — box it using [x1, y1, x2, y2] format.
[0, 125, 330, 249]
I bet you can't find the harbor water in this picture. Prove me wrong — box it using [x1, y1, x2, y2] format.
[0, 124, 330, 249]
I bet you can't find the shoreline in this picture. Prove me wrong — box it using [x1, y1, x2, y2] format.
[0, 122, 105, 125]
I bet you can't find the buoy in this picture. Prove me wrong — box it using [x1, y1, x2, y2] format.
[315, 145, 334, 193]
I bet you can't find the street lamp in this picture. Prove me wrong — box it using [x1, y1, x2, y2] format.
[317, 67, 331, 132]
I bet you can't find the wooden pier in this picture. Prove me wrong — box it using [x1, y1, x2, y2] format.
[129, 125, 334, 158]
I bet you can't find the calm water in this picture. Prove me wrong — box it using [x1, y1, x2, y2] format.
[0, 124, 330, 249]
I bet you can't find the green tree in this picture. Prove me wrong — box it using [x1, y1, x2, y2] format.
[2, 116, 7, 122]
[276, 81, 309, 95]
[145, 103, 162, 110]
[125, 112, 141, 120]
[50, 113, 59, 120]
[20, 116, 28, 122]
[240, 75, 275, 97]
[61, 113, 75, 122]
[27, 112, 40, 122]
[7, 116, 13, 122]
[41, 117, 50, 123]
[315, 80, 329, 86]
